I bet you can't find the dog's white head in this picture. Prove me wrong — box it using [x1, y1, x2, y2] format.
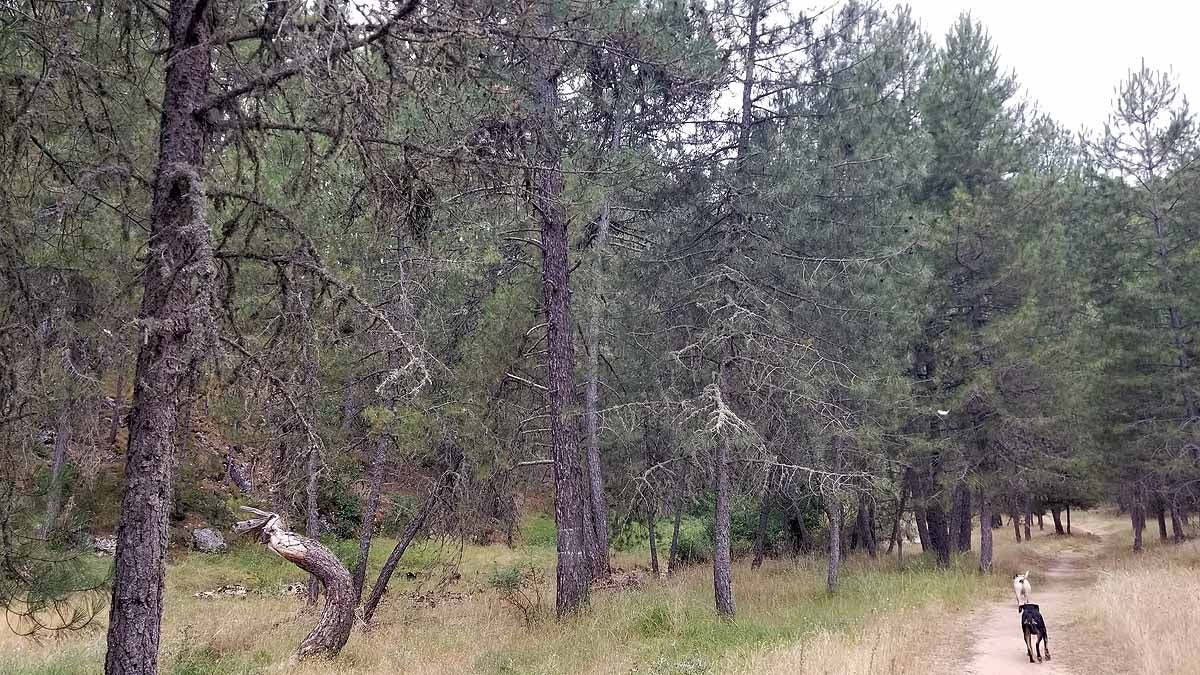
[1013, 571, 1030, 585]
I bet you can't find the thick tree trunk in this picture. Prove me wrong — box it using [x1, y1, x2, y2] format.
[751, 490, 770, 569]
[854, 494, 877, 558]
[351, 435, 387, 606]
[42, 404, 73, 538]
[362, 459, 459, 623]
[235, 511, 353, 659]
[1012, 509, 1023, 542]
[1037, 513, 1044, 530]
[1157, 504, 1169, 541]
[104, 2, 214, 672]
[950, 482, 971, 552]
[531, 10, 590, 617]
[1170, 503, 1186, 542]
[1066, 504, 1072, 534]
[826, 497, 842, 593]
[1051, 508, 1065, 535]
[925, 496, 951, 567]
[979, 488, 993, 574]
[713, 441, 735, 618]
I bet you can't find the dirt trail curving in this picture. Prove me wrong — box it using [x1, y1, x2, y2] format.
[961, 549, 1089, 674]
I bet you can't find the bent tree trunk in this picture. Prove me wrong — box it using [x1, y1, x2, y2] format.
[235, 510, 352, 659]
[105, 1, 215, 672]
[1051, 508, 1064, 535]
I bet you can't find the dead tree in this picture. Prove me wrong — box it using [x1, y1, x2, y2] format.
[235, 508, 353, 660]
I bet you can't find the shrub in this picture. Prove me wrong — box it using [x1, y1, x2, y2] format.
[488, 563, 546, 627]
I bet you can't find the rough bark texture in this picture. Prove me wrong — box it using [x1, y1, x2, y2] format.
[826, 497, 842, 593]
[235, 511, 353, 659]
[712, 441, 735, 618]
[531, 7, 589, 617]
[104, 2, 214, 672]
[304, 442, 321, 605]
[351, 435, 387, 606]
[979, 488, 993, 574]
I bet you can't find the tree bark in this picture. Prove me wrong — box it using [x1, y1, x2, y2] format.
[1157, 503, 1169, 541]
[1170, 502, 1186, 542]
[1023, 493, 1032, 542]
[750, 489, 771, 569]
[362, 459, 459, 623]
[1051, 508, 1065, 535]
[105, 1, 215, 671]
[1037, 513, 1044, 530]
[1066, 504, 1072, 534]
[979, 488, 993, 574]
[1012, 509, 1023, 542]
[712, 441, 735, 618]
[42, 403, 73, 538]
[826, 497, 842, 593]
[950, 482, 971, 552]
[530, 5, 589, 618]
[235, 511, 353, 659]
[351, 435, 387, 606]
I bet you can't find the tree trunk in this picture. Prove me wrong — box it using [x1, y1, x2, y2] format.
[751, 490, 770, 569]
[979, 488, 993, 574]
[1170, 503, 1186, 542]
[581, 114, 625, 581]
[236, 511, 353, 659]
[1051, 508, 1065, 534]
[305, 443, 321, 605]
[1037, 513, 1044, 530]
[362, 456, 459, 623]
[648, 501, 660, 577]
[855, 494, 877, 558]
[1066, 504, 1072, 534]
[531, 8, 589, 617]
[951, 482, 972, 552]
[351, 435, 387, 606]
[1131, 500, 1145, 552]
[667, 466, 685, 575]
[1023, 494, 1032, 542]
[948, 482, 963, 552]
[925, 496, 951, 567]
[42, 404, 73, 538]
[712, 441, 735, 618]
[105, 1, 214, 671]
[106, 371, 125, 449]
[1157, 504, 1169, 541]
[1012, 507, 1023, 542]
[826, 497, 842, 593]
[886, 476, 909, 555]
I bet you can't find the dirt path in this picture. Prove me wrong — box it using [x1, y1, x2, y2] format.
[961, 549, 1090, 674]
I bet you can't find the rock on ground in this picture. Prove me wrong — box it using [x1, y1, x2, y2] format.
[191, 527, 228, 553]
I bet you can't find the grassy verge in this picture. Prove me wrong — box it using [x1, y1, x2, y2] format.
[3, 514, 1079, 675]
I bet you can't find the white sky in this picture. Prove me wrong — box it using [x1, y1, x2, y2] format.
[905, 0, 1199, 133]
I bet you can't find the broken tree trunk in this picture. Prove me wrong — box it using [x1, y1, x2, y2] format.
[235, 508, 353, 660]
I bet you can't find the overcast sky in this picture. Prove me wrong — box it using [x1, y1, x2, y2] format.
[904, 0, 1198, 133]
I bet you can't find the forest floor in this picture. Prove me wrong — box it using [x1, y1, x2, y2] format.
[3, 509, 1198, 675]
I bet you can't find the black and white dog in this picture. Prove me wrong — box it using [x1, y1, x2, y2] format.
[1019, 603, 1051, 663]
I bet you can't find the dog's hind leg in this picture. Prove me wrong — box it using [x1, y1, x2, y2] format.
[1042, 632, 1051, 661]
[1024, 629, 1036, 663]
[1035, 633, 1043, 662]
